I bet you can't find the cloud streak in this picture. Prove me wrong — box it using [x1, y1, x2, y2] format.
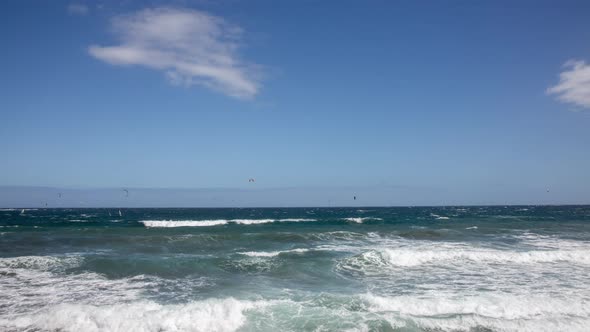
[89, 8, 260, 99]
[67, 3, 89, 15]
[547, 60, 590, 110]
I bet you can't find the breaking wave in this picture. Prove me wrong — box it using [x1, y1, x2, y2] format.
[238, 248, 310, 257]
[0, 298, 277, 332]
[362, 293, 590, 332]
[338, 246, 590, 271]
[141, 218, 318, 227]
[3, 293, 587, 332]
[0, 255, 83, 271]
[342, 217, 383, 223]
[141, 220, 229, 227]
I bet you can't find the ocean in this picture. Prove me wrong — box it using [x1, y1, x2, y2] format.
[1, 206, 589, 331]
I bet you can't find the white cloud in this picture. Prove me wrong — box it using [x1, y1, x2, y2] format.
[88, 8, 260, 99]
[67, 3, 89, 15]
[547, 60, 590, 110]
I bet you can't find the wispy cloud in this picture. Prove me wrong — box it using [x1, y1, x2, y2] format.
[67, 3, 89, 16]
[547, 60, 590, 110]
[88, 8, 260, 99]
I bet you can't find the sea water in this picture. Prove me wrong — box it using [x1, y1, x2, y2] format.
[1, 206, 589, 331]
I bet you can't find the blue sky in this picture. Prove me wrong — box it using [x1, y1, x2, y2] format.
[1, 0, 590, 206]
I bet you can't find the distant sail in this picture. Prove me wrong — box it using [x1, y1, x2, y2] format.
[118, 210, 122, 217]
[20, 209, 25, 215]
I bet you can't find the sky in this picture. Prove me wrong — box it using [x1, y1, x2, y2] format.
[1, 0, 590, 207]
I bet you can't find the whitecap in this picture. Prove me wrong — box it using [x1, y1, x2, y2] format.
[141, 220, 228, 227]
[357, 247, 590, 268]
[238, 248, 310, 257]
[363, 293, 590, 319]
[232, 219, 275, 225]
[141, 218, 317, 227]
[0, 255, 83, 271]
[277, 218, 317, 222]
[343, 217, 383, 223]
[1, 298, 277, 332]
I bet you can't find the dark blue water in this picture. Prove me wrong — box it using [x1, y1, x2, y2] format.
[1, 206, 589, 331]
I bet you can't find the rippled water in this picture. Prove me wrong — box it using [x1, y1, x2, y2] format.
[1, 206, 589, 331]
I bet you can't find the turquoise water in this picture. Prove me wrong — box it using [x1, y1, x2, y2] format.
[1, 206, 590, 331]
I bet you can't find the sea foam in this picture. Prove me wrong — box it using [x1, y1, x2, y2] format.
[363, 293, 590, 332]
[141, 218, 317, 227]
[1, 298, 275, 332]
[141, 220, 229, 227]
[238, 248, 310, 257]
[343, 217, 383, 223]
[340, 246, 590, 269]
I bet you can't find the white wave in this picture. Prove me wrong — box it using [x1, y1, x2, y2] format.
[239, 251, 281, 257]
[232, 219, 275, 225]
[0, 256, 170, 316]
[141, 218, 317, 227]
[343, 217, 383, 223]
[513, 233, 590, 251]
[373, 247, 590, 267]
[0, 255, 83, 271]
[363, 293, 590, 332]
[13, 294, 583, 332]
[466, 226, 478, 230]
[0, 271, 153, 315]
[238, 248, 310, 257]
[1, 298, 276, 332]
[277, 218, 316, 222]
[310, 231, 368, 241]
[141, 220, 228, 227]
[430, 213, 450, 220]
[0, 255, 214, 317]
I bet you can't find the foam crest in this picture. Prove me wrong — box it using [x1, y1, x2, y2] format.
[430, 213, 450, 220]
[336, 240, 590, 276]
[141, 218, 319, 227]
[0, 255, 82, 271]
[379, 247, 590, 267]
[232, 219, 275, 225]
[2, 298, 274, 332]
[364, 293, 589, 318]
[343, 217, 383, 223]
[141, 220, 228, 227]
[238, 248, 310, 257]
[277, 218, 317, 222]
[239, 251, 280, 257]
[0, 269, 153, 315]
[363, 293, 590, 331]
